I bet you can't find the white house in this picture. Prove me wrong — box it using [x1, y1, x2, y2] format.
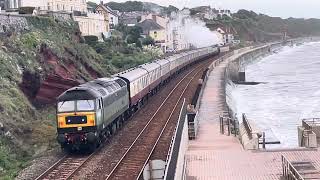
[3, 0, 109, 38]
[193, 6, 217, 20]
[216, 27, 235, 45]
[0, 0, 5, 10]
[218, 9, 232, 18]
[3, 0, 87, 12]
[166, 10, 192, 51]
[96, 4, 119, 29]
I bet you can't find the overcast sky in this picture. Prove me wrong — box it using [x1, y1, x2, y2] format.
[94, 0, 320, 19]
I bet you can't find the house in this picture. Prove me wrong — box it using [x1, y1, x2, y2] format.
[192, 6, 217, 20]
[166, 10, 191, 51]
[140, 14, 167, 28]
[95, 3, 119, 29]
[216, 27, 235, 45]
[46, 0, 87, 12]
[3, 0, 87, 12]
[0, 0, 5, 10]
[119, 11, 147, 26]
[73, 12, 108, 37]
[218, 9, 232, 18]
[137, 19, 166, 51]
[3, 0, 109, 38]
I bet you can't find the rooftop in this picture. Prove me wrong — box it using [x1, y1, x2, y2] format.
[137, 19, 164, 31]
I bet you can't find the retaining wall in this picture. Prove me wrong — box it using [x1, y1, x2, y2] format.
[0, 14, 29, 33]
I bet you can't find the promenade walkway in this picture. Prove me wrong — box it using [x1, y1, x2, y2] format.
[185, 58, 320, 179]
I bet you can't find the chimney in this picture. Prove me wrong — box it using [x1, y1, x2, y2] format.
[100, 1, 103, 5]
[152, 15, 156, 22]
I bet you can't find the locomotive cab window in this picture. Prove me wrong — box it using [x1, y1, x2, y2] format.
[77, 100, 95, 111]
[58, 101, 75, 112]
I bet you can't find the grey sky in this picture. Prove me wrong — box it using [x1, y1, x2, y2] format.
[94, 0, 320, 19]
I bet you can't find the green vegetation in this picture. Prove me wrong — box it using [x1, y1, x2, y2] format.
[0, 138, 29, 180]
[107, 1, 144, 12]
[106, 1, 178, 15]
[205, 9, 320, 42]
[142, 36, 155, 46]
[90, 25, 161, 70]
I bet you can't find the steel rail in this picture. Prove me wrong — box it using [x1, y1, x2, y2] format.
[135, 60, 211, 180]
[35, 151, 97, 180]
[105, 59, 212, 180]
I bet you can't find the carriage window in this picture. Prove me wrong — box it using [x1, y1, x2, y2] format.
[113, 83, 121, 89]
[77, 100, 95, 111]
[58, 101, 75, 112]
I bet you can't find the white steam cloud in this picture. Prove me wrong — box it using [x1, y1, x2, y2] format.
[183, 19, 222, 48]
[168, 9, 222, 49]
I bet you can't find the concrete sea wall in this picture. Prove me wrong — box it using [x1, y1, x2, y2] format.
[224, 38, 319, 149]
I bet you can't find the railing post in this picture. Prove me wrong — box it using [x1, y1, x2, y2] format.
[227, 117, 231, 136]
[233, 117, 236, 137]
[220, 116, 224, 134]
[262, 132, 266, 149]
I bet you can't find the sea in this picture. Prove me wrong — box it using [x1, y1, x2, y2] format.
[228, 42, 320, 148]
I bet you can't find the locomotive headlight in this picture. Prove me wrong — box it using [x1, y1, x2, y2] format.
[58, 116, 65, 127]
[87, 114, 95, 126]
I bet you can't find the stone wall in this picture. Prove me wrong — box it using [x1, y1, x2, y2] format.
[0, 14, 29, 33]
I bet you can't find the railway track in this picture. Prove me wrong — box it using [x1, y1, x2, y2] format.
[105, 59, 213, 180]
[35, 56, 216, 180]
[149, 59, 209, 162]
[35, 153, 95, 180]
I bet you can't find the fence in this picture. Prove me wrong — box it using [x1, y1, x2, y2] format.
[164, 99, 188, 180]
[242, 113, 253, 139]
[282, 155, 304, 180]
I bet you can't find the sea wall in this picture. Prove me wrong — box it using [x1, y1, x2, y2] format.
[224, 42, 285, 149]
[224, 38, 318, 149]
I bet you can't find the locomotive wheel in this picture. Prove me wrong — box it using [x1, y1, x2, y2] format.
[111, 123, 117, 135]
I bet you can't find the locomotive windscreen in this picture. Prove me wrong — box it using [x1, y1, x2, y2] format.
[58, 89, 98, 101]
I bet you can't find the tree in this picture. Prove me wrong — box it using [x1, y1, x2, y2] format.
[107, 1, 144, 12]
[164, 5, 179, 15]
[142, 36, 155, 46]
[115, 24, 142, 47]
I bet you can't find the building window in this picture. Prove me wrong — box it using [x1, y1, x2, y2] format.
[154, 31, 157, 38]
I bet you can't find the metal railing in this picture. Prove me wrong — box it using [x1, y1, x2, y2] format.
[282, 155, 304, 180]
[242, 113, 253, 139]
[302, 118, 320, 129]
[219, 112, 239, 136]
[164, 99, 187, 180]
